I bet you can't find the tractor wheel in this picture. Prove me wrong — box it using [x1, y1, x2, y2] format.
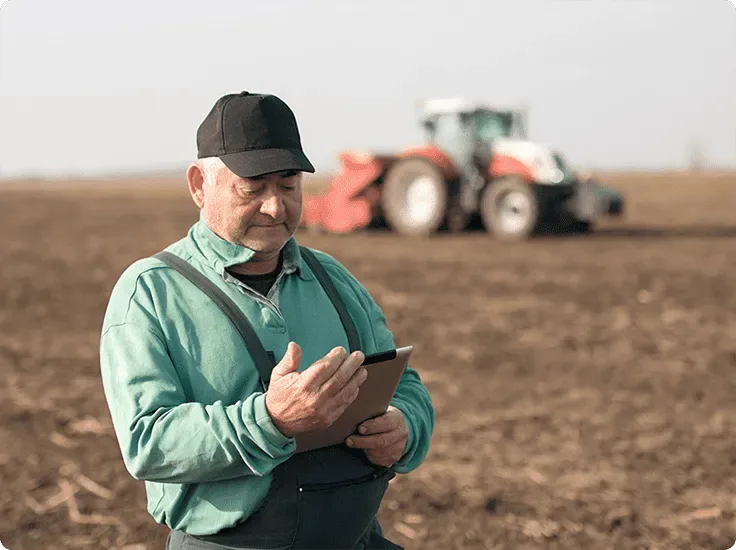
[380, 158, 449, 236]
[480, 176, 540, 241]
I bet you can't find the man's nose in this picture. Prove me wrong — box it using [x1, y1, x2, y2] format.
[260, 191, 285, 218]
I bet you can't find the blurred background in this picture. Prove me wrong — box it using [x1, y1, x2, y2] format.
[1, 1, 736, 549]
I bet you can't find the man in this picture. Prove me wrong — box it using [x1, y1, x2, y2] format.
[99, 91, 435, 550]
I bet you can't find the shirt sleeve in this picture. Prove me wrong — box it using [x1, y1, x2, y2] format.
[99, 293, 296, 485]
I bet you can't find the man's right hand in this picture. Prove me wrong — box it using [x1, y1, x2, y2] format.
[264, 342, 367, 438]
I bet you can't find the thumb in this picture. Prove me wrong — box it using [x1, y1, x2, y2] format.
[271, 342, 302, 378]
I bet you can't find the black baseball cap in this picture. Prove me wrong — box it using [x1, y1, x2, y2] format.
[196, 91, 315, 178]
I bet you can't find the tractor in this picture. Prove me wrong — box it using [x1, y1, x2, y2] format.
[301, 98, 624, 240]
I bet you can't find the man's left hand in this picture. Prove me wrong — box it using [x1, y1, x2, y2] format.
[346, 406, 409, 467]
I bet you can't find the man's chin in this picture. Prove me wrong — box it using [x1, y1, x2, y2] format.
[240, 227, 293, 253]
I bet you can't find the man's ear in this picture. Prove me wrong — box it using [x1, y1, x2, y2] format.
[187, 163, 206, 209]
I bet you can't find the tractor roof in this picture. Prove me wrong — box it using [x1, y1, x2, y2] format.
[422, 97, 519, 117]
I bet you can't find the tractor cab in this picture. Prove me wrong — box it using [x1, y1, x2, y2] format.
[418, 98, 528, 176]
[421, 99, 527, 152]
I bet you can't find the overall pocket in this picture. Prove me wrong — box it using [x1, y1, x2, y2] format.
[290, 467, 395, 549]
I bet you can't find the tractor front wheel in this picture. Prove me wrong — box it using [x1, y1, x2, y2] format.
[480, 176, 540, 240]
[381, 158, 449, 236]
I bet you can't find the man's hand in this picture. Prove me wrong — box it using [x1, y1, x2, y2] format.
[265, 342, 367, 438]
[346, 406, 409, 467]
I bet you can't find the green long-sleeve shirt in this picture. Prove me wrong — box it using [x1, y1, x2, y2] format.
[99, 214, 435, 535]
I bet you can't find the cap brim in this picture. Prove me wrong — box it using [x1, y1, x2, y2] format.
[219, 148, 316, 178]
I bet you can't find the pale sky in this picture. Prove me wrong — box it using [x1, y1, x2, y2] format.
[0, 0, 734, 178]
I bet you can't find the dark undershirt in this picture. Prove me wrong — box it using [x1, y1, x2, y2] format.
[229, 254, 283, 297]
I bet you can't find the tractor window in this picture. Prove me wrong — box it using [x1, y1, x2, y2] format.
[475, 112, 514, 142]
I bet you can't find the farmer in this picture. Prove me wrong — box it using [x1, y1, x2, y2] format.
[99, 91, 435, 549]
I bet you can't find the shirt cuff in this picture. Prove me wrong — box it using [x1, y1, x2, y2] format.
[252, 393, 296, 452]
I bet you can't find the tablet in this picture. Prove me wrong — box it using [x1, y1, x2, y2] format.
[294, 345, 414, 453]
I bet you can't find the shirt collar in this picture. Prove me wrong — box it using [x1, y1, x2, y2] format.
[189, 211, 313, 281]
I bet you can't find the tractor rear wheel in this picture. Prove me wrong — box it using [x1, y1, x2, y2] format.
[380, 158, 449, 236]
[480, 176, 540, 240]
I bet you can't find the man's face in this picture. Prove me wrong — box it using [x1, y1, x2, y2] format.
[193, 162, 304, 257]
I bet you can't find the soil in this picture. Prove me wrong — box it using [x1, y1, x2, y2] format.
[1, 171, 736, 550]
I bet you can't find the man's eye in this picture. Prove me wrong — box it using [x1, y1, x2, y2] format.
[239, 186, 261, 196]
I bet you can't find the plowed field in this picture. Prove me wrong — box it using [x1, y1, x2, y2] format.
[1, 171, 735, 550]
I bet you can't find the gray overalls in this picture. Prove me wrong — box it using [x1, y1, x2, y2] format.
[157, 248, 404, 550]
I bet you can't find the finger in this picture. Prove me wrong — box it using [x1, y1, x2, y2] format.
[270, 342, 302, 378]
[346, 429, 405, 450]
[331, 365, 368, 405]
[358, 410, 401, 435]
[321, 351, 366, 395]
[301, 347, 348, 387]
[326, 386, 360, 427]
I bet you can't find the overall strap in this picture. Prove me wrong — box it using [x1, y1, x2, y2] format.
[153, 251, 275, 389]
[299, 246, 362, 353]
